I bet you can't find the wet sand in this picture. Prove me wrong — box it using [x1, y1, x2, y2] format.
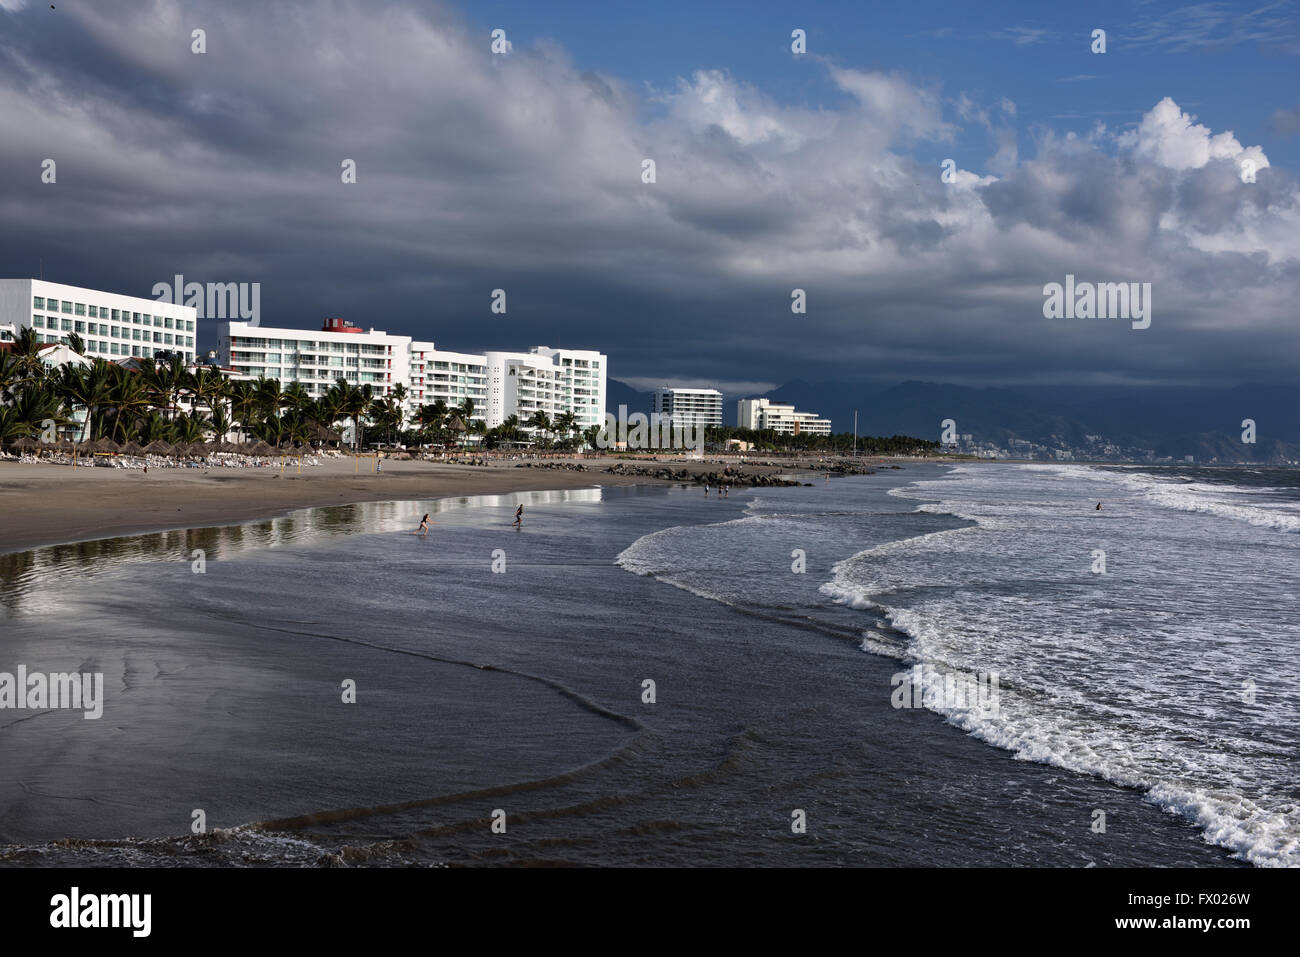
[0, 456, 660, 555]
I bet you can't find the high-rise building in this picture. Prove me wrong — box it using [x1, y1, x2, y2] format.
[0, 279, 198, 364]
[215, 320, 605, 437]
[408, 342, 488, 428]
[652, 388, 723, 429]
[216, 319, 409, 399]
[530, 347, 607, 432]
[737, 398, 832, 435]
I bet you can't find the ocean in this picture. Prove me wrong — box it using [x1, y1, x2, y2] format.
[1, 463, 1294, 867]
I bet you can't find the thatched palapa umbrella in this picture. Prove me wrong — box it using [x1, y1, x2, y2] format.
[88, 437, 121, 453]
[143, 440, 174, 456]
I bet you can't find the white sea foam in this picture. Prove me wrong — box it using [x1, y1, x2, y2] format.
[618, 466, 1300, 866]
[832, 462, 1300, 866]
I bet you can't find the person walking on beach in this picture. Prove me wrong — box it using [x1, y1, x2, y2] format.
[1096, 502, 1102, 511]
[415, 513, 430, 535]
[514, 504, 524, 527]
[704, 484, 709, 496]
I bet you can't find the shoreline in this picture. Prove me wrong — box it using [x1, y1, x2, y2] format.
[0, 453, 896, 555]
[0, 457, 672, 556]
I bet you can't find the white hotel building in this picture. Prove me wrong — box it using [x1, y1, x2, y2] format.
[216, 319, 605, 434]
[0, 279, 198, 364]
[737, 397, 832, 436]
[652, 388, 723, 430]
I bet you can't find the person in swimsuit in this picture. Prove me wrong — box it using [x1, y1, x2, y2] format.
[514, 504, 524, 527]
[416, 513, 430, 535]
[1096, 502, 1102, 511]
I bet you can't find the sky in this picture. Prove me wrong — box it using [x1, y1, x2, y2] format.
[1, 0, 1297, 395]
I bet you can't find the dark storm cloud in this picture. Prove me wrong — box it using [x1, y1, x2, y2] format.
[0, 1, 1296, 390]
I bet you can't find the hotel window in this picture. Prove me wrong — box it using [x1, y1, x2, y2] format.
[153, 316, 163, 327]
[62, 300, 73, 313]
[164, 334, 173, 345]
[131, 329, 140, 341]
[74, 321, 85, 333]
[33, 296, 44, 308]
[33, 315, 43, 327]
[153, 332, 162, 343]
[88, 306, 98, 318]
[111, 309, 120, 320]
[133, 312, 141, 322]
[75, 303, 86, 316]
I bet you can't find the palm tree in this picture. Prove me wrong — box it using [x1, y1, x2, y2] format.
[209, 404, 233, 443]
[526, 410, 551, 445]
[0, 351, 23, 402]
[329, 379, 372, 449]
[368, 395, 403, 446]
[286, 417, 311, 448]
[106, 371, 152, 442]
[500, 413, 522, 444]
[457, 397, 475, 428]
[57, 360, 114, 441]
[554, 410, 578, 447]
[136, 411, 175, 444]
[255, 377, 287, 443]
[422, 398, 449, 442]
[11, 327, 46, 380]
[174, 413, 209, 444]
[282, 381, 311, 418]
[228, 380, 260, 443]
[0, 406, 33, 447]
[190, 366, 228, 421]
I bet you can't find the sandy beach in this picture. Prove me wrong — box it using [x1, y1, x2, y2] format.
[0, 453, 858, 555]
[0, 456, 672, 555]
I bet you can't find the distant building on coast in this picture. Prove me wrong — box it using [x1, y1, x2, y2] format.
[736, 397, 832, 436]
[0, 279, 198, 364]
[217, 319, 606, 433]
[652, 387, 723, 430]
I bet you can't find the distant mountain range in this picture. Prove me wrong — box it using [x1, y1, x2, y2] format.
[606, 378, 1300, 462]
